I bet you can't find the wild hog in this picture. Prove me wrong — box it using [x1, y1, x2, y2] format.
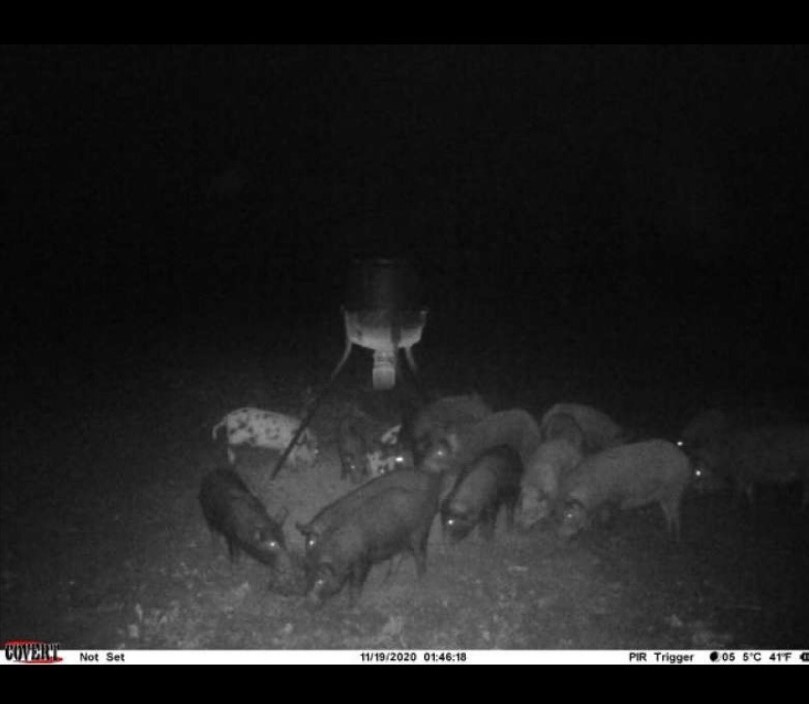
[306, 482, 441, 606]
[440, 445, 524, 542]
[212, 407, 319, 469]
[679, 406, 796, 453]
[366, 423, 413, 476]
[419, 409, 543, 474]
[540, 402, 626, 453]
[517, 438, 585, 529]
[557, 439, 692, 541]
[296, 469, 439, 556]
[337, 416, 369, 483]
[199, 468, 291, 571]
[409, 393, 493, 463]
[678, 408, 730, 452]
[691, 424, 809, 508]
[539, 412, 586, 452]
[366, 445, 411, 477]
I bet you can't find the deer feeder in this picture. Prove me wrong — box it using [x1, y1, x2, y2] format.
[271, 257, 427, 478]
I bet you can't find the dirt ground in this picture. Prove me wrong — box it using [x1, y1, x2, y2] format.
[3, 339, 808, 651]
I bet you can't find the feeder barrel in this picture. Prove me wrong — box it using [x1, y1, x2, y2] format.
[345, 258, 422, 312]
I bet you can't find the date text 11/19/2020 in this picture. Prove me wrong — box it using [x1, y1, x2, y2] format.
[360, 652, 467, 663]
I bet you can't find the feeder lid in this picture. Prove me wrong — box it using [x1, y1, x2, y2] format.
[345, 257, 422, 312]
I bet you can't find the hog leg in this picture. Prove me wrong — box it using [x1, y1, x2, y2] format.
[479, 508, 497, 541]
[348, 560, 372, 606]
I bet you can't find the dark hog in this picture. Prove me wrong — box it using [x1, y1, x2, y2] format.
[678, 406, 796, 454]
[539, 412, 586, 453]
[517, 438, 584, 530]
[419, 408, 543, 474]
[306, 480, 441, 606]
[409, 393, 493, 464]
[199, 468, 291, 571]
[540, 402, 627, 453]
[691, 424, 809, 508]
[441, 445, 524, 542]
[678, 408, 730, 453]
[689, 461, 727, 496]
[337, 415, 369, 483]
[417, 436, 455, 475]
[296, 469, 438, 556]
[678, 408, 800, 498]
[557, 439, 691, 541]
[396, 397, 420, 458]
[677, 409, 735, 494]
[412, 437, 465, 506]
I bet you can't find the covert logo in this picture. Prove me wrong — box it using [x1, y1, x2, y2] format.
[4, 641, 62, 664]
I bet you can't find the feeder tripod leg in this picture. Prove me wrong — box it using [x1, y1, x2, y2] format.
[403, 345, 418, 376]
[271, 335, 354, 480]
[404, 345, 427, 400]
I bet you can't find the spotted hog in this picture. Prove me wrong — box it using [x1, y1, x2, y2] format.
[366, 423, 413, 476]
[212, 407, 319, 469]
[366, 445, 411, 477]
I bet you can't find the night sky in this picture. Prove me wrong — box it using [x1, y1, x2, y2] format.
[5, 45, 809, 417]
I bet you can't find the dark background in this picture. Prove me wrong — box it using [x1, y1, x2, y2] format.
[4, 45, 808, 428]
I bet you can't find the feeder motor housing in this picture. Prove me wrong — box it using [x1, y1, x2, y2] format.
[343, 258, 427, 389]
